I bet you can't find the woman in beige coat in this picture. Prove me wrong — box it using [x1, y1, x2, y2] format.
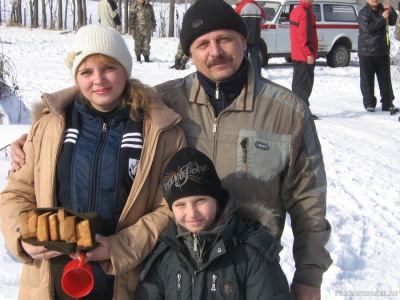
[0, 24, 186, 300]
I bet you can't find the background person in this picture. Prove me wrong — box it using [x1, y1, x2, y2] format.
[1, 24, 186, 300]
[289, 0, 318, 120]
[129, 0, 156, 63]
[134, 147, 292, 299]
[98, 0, 122, 31]
[358, 0, 398, 112]
[234, 0, 266, 75]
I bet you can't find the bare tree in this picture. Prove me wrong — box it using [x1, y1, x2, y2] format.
[41, 0, 46, 28]
[64, 0, 68, 29]
[124, 0, 129, 34]
[71, 0, 76, 29]
[30, 0, 39, 27]
[49, 0, 55, 29]
[168, 0, 174, 37]
[82, 0, 87, 25]
[57, 0, 62, 29]
[76, 0, 83, 28]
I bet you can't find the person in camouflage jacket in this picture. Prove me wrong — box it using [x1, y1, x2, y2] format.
[170, 0, 197, 70]
[129, 0, 156, 63]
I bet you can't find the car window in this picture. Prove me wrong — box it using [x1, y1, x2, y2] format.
[323, 4, 357, 22]
[313, 4, 322, 22]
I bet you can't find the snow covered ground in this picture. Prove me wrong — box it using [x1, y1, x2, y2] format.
[1, 1, 400, 299]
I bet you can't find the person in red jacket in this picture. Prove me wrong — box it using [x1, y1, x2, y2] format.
[290, 0, 318, 119]
[235, 0, 266, 75]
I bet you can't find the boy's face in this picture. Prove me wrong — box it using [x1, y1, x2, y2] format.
[172, 196, 217, 233]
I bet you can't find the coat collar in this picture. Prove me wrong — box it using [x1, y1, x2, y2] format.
[189, 57, 256, 112]
[39, 86, 181, 130]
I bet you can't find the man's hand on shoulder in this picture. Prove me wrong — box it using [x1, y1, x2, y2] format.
[290, 282, 321, 300]
[10, 133, 27, 173]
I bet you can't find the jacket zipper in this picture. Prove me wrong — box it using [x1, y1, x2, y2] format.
[240, 137, 248, 178]
[193, 233, 198, 252]
[211, 273, 217, 299]
[215, 83, 219, 99]
[90, 121, 108, 211]
[177, 272, 182, 300]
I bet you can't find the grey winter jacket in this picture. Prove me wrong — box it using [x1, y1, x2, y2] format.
[134, 189, 292, 299]
[155, 58, 332, 288]
[358, 2, 397, 56]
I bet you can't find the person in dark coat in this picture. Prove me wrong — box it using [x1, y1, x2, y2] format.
[358, 0, 398, 112]
[134, 147, 292, 300]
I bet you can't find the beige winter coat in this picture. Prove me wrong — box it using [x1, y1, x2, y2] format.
[0, 86, 186, 299]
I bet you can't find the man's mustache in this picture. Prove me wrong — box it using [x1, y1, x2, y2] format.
[206, 56, 233, 67]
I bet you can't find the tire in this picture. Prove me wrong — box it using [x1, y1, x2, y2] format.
[327, 43, 350, 68]
[285, 57, 292, 63]
[259, 40, 269, 66]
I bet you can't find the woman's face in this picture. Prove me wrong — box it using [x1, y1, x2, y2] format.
[76, 56, 128, 112]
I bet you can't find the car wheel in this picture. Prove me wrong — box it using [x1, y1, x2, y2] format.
[259, 40, 269, 66]
[327, 43, 350, 68]
[285, 57, 292, 63]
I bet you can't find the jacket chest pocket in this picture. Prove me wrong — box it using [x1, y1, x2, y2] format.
[235, 130, 291, 182]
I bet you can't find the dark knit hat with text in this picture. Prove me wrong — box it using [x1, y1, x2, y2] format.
[180, 0, 248, 56]
[162, 147, 223, 208]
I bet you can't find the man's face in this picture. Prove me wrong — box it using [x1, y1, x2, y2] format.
[366, 0, 380, 9]
[189, 29, 246, 83]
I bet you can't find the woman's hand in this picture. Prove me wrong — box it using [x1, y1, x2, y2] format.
[21, 240, 62, 260]
[70, 234, 111, 263]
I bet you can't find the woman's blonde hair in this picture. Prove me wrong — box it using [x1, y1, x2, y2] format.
[76, 54, 154, 121]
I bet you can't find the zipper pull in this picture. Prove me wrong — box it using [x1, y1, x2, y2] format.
[215, 83, 219, 99]
[193, 234, 198, 252]
[213, 118, 217, 133]
[211, 274, 217, 292]
[102, 123, 107, 133]
[240, 137, 248, 163]
[232, 236, 237, 247]
[177, 272, 182, 291]
[191, 271, 197, 286]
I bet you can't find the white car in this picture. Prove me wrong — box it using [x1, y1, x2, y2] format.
[257, 0, 360, 67]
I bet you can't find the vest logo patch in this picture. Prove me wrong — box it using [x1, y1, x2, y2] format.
[224, 282, 235, 296]
[128, 158, 139, 180]
[255, 141, 269, 151]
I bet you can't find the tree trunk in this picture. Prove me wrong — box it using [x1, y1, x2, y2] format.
[168, 0, 174, 37]
[124, 0, 129, 33]
[82, 0, 87, 25]
[17, 0, 22, 24]
[64, 0, 68, 29]
[58, 0, 62, 29]
[41, 0, 46, 28]
[32, 0, 39, 27]
[72, 0, 76, 29]
[76, 0, 83, 29]
[49, 0, 53, 28]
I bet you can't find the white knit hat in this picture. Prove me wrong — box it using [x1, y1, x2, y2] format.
[65, 24, 132, 82]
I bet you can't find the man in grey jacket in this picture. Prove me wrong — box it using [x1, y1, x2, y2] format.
[10, 0, 332, 299]
[157, 1, 331, 299]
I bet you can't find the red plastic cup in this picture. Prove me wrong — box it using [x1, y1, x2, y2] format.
[61, 253, 94, 297]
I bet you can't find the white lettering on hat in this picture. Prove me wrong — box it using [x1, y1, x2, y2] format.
[164, 160, 210, 193]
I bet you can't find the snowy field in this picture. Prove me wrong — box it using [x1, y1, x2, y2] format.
[1, 1, 400, 299]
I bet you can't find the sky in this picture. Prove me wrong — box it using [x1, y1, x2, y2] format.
[1, 1, 400, 299]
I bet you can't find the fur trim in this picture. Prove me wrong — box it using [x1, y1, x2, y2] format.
[30, 101, 48, 123]
[238, 200, 280, 238]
